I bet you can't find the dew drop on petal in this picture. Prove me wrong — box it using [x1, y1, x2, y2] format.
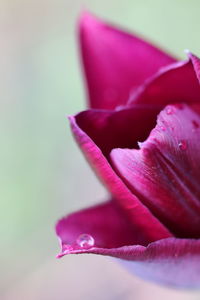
[178, 140, 187, 150]
[76, 234, 95, 248]
[166, 107, 173, 115]
[192, 120, 199, 129]
[160, 126, 166, 131]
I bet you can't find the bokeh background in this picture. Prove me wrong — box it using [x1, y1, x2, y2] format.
[1, 0, 200, 299]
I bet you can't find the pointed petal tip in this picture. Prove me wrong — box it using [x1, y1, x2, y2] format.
[56, 253, 63, 259]
[184, 48, 191, 55]
[186, 51, 200, 83]
[79, 11, 102, 32]
[56, 246, 73, 259]
[67, 114, 73, 121]
[56, 242, 97, 258]
[184, 49, 200, 62]
[184, 49, 197, 61]
[68, 114, 78, 125]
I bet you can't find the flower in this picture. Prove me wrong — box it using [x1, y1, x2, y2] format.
[55, 12, 200, 288]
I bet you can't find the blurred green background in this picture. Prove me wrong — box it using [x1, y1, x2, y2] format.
[1, 0, 200, 299]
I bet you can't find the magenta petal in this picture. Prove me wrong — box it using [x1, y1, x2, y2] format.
[111, 104, 200, 238]
[121, 238, 200, 288]
[188, 52, 200, 83]
[79, 12, 176, 109]
[129, 58, 200, 106]
[56, 200, 152, 256]
[69, 111, 172, 242]
[73, 105, 162, 157]
[56, 204, 200, 288]
[82, 238, 200, 289]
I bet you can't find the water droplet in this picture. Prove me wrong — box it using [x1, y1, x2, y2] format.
[166, 107, 173, 115]
[192, 120, 199, 129]
[76, 234, 95, 248]
[160, 126, 166, 131]
[178, 140, 187, 150]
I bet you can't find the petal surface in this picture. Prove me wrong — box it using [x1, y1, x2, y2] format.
[128, 58, 200, 106]
[79, 12, 176, 109]
[74, 105, 161, 157]
[111, 104, 200, 238]
[121, 238, 200, 288]
[56, 205, 200, 288]
[56, 200, 151, 256]
[69, 108, 172, 242]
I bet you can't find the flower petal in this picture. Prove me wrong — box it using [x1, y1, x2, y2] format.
[79, 12, 176, 109]
[69, 108, 172, 242]
[78, 238, 200, 288]
[111, 104, 200, 238]
[129, 57, 200, 106]
[56, 200, 152, 256]
[73, 105, 162, 157]
[188, 52, 200, 83]
[121, 238, 200, 288]
[56, 206, 200, 288]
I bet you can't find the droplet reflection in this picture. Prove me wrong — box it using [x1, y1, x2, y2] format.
[178, 140, 187, 150]
[166, 107, 173, 115]
[76, 234, 95, 248]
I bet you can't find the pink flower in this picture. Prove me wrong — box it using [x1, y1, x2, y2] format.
[56, 12, 200, 288]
